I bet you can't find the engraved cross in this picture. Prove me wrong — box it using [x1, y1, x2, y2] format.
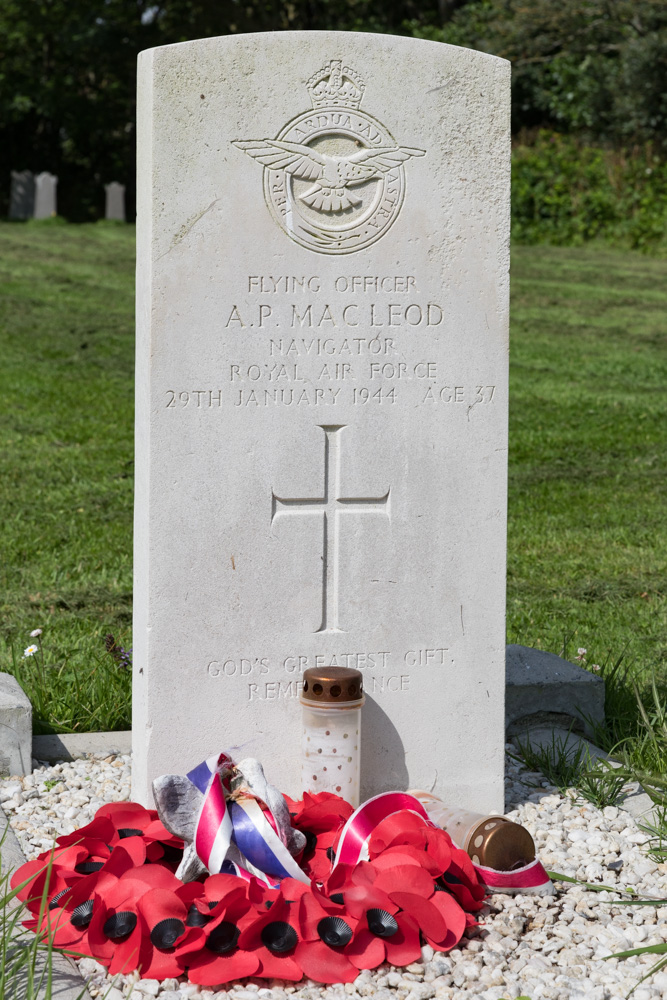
[271, 425, 390, 633]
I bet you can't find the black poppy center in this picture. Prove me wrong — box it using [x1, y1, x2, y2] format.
[318, 916, 353, 948]
[261, 920, 298, 953]
[303, 830, 317, 854]
[74, 861, 104, 874]
[329, 892, 345, 905]
[71, 900, 94, 928]
[186, 903, 212, 928]
[150, 917, 185, 949]
[118, 828, 143, 839]
[49, 888, 70, 910]
[326, 846, 336, 862]
[441, 872, 462, 886]
[206, 921, 240, 954]
[103, 910, 137, 940]
[367, 908, 398, 938]
[160, 844, 183, 863]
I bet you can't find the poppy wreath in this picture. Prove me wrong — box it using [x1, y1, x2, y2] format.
[12, 792, 485, 985]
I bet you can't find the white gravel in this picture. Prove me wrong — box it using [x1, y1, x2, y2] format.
[3, 745, 667, 1000]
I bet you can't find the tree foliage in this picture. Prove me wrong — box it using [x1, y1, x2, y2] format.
[428, 0, 667, 147]
[0, 0, 665, 219]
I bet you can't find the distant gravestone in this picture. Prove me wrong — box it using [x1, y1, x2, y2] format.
[9, 170, 35, 220]
[133, 33, 510, 813]
[33, 172, 58, 218]
[105, 181, 126, 221]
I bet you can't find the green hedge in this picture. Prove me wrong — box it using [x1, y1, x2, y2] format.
[512, 132, 667, 253]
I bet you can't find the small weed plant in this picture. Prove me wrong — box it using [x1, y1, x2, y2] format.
[513, 729, 628, 809]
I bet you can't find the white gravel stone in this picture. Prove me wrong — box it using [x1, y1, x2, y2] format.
[102, 990, 125, 1000]
[137, 980, 162, 996]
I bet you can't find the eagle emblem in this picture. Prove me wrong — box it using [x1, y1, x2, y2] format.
[234, 139, 425, 215]
[233, 61, 425, 255]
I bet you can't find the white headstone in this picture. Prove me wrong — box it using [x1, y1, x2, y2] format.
[34, 172, 58, 218]
[105, 181, 126, 221]
[134, 33, 510, 814]
[9, 170, 35, 220]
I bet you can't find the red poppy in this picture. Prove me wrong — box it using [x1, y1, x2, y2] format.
[52, 815, 117, 851]
[423, 827, 456, 877]
[436, 847, 486, 912]
[367, 810, 429, 852]
[342, 883, 421, 968]
[28, 869, 121, 958]
[285, 791, 353, 831]
[295, 886, 359, 983]
[284, 791, 352, 881]
[370, 859, 468, 954]
[247, 875, 280, 909]
[368, 811, 454, 878]
[177, 877, 260, 985]
[237, 890, 303, 980]
[318, 862, 356, 900]
[86, 876, 142, 969]
[102, 838, 149, 876]
[419, 888, 467, 951]
[302, 827, 340, 881]
[56, 802, 181, 864]
[366, 810, 484, 916]
[12, 844, 90, 912]
[117, 862, 180, 892]
[131, 886, 191, 980]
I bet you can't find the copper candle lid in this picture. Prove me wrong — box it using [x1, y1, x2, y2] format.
[301, 667, 364, 708]
[465, 816, 536, 871]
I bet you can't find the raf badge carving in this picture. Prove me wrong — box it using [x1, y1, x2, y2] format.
[233, 60, 424, 255]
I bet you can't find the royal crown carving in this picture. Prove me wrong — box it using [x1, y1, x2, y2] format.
[306, 60, 365, 109]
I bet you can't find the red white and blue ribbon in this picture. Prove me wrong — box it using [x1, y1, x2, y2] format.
[187, 754, 310, 886]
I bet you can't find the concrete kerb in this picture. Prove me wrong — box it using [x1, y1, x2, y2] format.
[0, 671, 33, 776]
[0, 805, 92, 1000]
[32, 732, 132, 764]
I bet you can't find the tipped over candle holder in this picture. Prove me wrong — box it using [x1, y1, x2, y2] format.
[410, 789, 536, 871]
[301, 666, 364, 807]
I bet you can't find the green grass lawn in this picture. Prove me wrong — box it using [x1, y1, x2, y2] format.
[0, 223, 665, 737]
[0, 221, 134, 733]
[508, 246, 667, 658]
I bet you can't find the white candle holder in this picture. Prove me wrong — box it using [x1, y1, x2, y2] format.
[301, 666, 364, 807]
